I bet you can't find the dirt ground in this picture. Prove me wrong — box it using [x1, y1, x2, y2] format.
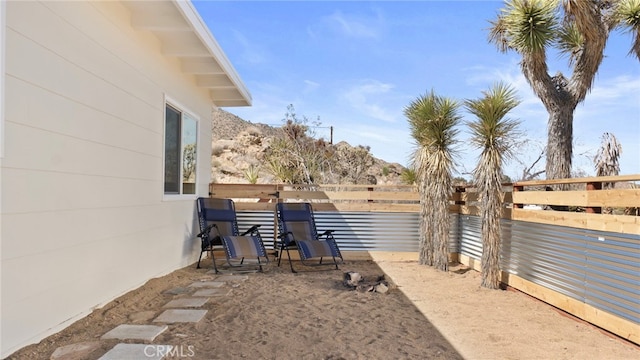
[7, 256, 640, 360]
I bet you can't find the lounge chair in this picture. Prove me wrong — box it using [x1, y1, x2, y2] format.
[196, 197, 269, 273]
[276, 202, 343, 273]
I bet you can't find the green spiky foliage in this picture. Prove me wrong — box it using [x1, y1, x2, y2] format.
[405, 90, 461, 271]
[615, 0, 640, 59]
[400, 168, 418, 185]
[465, 83, 521, 289]
[488, 0, 639, 183]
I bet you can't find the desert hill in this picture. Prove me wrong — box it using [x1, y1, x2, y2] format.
[210, 108, 406, 185]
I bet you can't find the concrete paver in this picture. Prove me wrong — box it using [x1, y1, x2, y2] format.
[163, 298, 209, 308]
[153, 309, 208, 323]
[163, 287, 191, 295]
[192, 288, 231, 297]
[98, 343, 171, 360]
[188, 281, 225, 288]
[101, 324, 168, 341]
[215, 275, 249, 282]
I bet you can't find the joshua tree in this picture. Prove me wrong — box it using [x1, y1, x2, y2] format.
[594, 132, 622, 180]
[405, 90, 461, 271]
[489, 0, 640, 182]
[465, 83, 521, 289]
[594, 132, 622, 213]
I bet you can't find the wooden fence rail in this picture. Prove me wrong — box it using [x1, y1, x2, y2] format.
[210, 174, 639, 234]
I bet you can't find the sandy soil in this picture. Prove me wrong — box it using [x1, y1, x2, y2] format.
[7, 256, 639, 360]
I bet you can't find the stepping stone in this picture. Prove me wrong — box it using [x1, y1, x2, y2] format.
[164, 297, 209, 308]
[98, 343, 171, 360]
[153, 309, 207, 323]
[101, 324, 168, 341]
[188, 281, 225, 288]
[163, 287, 191, 295]
[51, 341, 101, 360]
[192, 288, 232, 297]
[207, 269, 259, 275]
[216, 275, 249, 282]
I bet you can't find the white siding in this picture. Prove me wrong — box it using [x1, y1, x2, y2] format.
[1, 1, 215, 356]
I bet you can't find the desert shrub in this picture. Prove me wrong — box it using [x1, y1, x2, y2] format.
[243, 164, 260, 184]
[333, 144, 374, 184]
[401, 168, 417, 185]
[264, 105, 334, 184]
[211, 143, 226, 156]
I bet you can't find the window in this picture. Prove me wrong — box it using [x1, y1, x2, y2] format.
[164, 101, 198, 196]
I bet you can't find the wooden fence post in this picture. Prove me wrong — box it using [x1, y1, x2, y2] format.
[586, 181, 602, 214]
[513, 184, 523, 209]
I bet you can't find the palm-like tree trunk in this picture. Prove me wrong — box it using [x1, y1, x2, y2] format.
[418, 177, 434, 265]
[405, 91, 460, 271]
[479, 178, 503, 289]
[431, 176, 452, 271]
[466, 82, 520, 289]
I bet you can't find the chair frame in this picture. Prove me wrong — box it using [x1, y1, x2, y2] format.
[276, 202, 343, 273]
[196, 197, 269, 273]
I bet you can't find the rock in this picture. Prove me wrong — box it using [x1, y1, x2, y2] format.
[343, 271, 362, 288]
[374, 283, 389, 294]
[344, 272, 391, 294]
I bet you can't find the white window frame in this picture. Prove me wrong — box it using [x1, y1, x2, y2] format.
[163, 95, 199, 201]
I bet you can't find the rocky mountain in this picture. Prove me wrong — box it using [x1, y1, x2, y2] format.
[210, 108, 407, 185]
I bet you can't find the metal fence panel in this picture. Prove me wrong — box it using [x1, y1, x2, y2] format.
[459, 215, 640, 326]
[459, 215, 483, 259]
[237, 210, 639, 326]
[507, 222, 587, 302]
[236, 210, 422, 252]
[584, 230, 640, 323]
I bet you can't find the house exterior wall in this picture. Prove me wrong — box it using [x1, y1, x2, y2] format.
[0, 1, 216, 356]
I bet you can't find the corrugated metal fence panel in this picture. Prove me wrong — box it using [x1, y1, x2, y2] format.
[236, 210, 422, 252]
[459, 215, 639, 325]
[507, 221, 587, 302]
[235, 211, 277, 248]
[459, 215, 483, 259]
[583, 231, 640, 323]
[449, 213, 461, 253]
[309, 211, 421, 251]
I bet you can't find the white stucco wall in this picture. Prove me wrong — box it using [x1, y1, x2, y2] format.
[1, 1, 216, 356]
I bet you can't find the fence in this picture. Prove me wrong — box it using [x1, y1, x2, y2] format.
[208, 175, 639, 345]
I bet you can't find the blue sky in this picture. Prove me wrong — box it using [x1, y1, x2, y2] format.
[194, 1, 640, 179]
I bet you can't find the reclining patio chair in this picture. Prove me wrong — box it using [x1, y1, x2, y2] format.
[196, 197, 269, 273]
[276, 202, 343, 273]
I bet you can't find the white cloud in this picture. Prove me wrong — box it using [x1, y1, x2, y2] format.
[232, 29, 268, 64]
[587, 75, 640, 103]
[342, 80, 399, 122]
[308, 8, 385, 40]
[303, 80, 320, 94]
[325, 10, 382, 39]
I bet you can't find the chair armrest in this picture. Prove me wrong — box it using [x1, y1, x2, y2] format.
[241, 224, 261, 236]
[318, 230, 335, 238]
[197, 223, 217, 238]
[277, 231, 296, 246]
